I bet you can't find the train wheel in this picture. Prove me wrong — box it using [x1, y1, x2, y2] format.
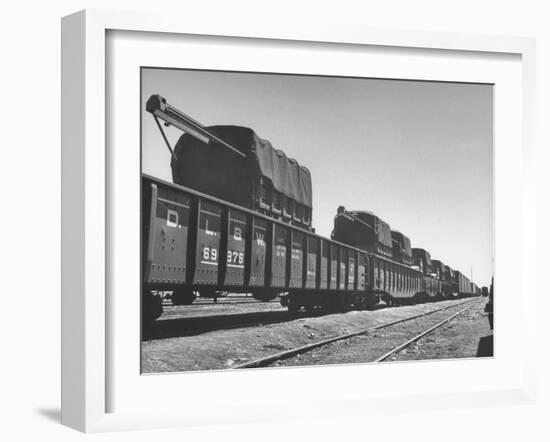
[253, 290, 279, 301]
[288, 301, 300, 316]
[340, 294, 350, 312]
[142, 291, 163, 327]
[326, 296, 339, 313]
[172, 289, 197, 305]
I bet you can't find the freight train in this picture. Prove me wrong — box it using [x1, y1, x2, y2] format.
[142, 94, 480, 323]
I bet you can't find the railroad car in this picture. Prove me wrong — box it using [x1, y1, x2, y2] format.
[452, 270, 474, 298]
[430, 259, 449, 300]
[331, 207, 393, 258]
[369, 253, 431, 305]
[444, 265, 459, 297]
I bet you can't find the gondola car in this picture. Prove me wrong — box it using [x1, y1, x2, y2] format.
[445, 265, 458, 297]
[452, 269, 473, 298]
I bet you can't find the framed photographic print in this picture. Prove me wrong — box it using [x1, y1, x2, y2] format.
[61, 9, 536, 433]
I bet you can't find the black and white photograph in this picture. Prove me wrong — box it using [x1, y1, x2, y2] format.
[140, 67, 494, 374]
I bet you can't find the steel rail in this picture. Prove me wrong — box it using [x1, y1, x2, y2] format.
[231, 298, 480, 369]
[163, 299, 280, 307]
[374, 297, 483, 362]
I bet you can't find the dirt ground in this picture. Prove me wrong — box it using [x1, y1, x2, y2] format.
[277, 298, 492, 367]
[387, 299, 493, 362]
[142, 298, 492, 373]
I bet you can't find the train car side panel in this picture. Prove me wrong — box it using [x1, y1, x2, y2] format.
[193, 200, 222, 285]
[223, 209, 248, 286]
[305, 236, 318, 289]
[347, 251, 356, 291]
[339, 247, 347, 290]
[357, 253, 367, 291]
[248, 217, 267, 287]
[271, 224, 289, 288]
[329, 243, 338, 289]
[319, 240, 329, 289]
[289, 231, 305, 288]
[143, 182, 191, 286]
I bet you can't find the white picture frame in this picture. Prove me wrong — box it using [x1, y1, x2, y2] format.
[61, 9, 537, 433]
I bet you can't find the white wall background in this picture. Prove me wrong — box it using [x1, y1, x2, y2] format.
[0, 1, 547, 441]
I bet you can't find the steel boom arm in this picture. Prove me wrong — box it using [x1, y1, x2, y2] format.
[145, 94, 245, 158]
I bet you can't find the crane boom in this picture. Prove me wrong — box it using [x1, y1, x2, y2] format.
[145, 94, 246, 158]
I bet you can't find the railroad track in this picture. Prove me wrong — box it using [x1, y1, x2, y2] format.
[231, 298, 482, 369]
[163, 299, 280, 307]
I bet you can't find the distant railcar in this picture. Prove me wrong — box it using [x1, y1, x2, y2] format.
[431, 259, 449, 300]
[431, 260, 444, 279]
[452, 270, 473, 297]
[370, 253, 426, 305]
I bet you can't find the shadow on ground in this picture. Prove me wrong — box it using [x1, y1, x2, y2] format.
[35, 408, 60, 423]
[477, 334, 494, 357]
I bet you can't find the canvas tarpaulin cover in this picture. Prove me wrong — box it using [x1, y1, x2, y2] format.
[171, 125, 312, 208]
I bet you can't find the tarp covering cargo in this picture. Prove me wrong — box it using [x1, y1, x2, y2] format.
[391, 230, 413, 265]
[391, 230, 412, 256]
[171, 125, 312, 208]
[350, 211, 392, 250]
[412, 248, 432, 274]
[332, 209, 393, 258]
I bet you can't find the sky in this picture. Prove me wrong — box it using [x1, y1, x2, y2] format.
[141, 68, 493, 287]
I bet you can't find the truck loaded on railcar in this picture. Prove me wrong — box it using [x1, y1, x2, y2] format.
[391, 230, 414, 266]
[331, 206, 393, 258]
[148, 95, 313, 232]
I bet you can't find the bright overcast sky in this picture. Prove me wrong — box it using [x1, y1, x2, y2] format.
[142, 68, 493, 287]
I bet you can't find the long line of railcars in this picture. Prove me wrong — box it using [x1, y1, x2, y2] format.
[142, 95, 480, 323]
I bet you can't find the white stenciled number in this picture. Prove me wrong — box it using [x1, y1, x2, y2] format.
[233, 226, 242, 241]
[227, 250, 245, 264]
[203, 246, 218, 262]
